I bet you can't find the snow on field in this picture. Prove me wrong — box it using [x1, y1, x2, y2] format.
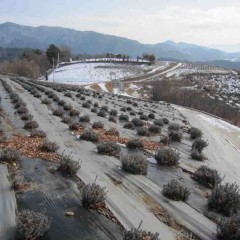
[148, 61, 170, 73]
[197, 114, 240, 132]
[98, 83, 109, 92]
[49, 62, 145, 84]
[60, 58, 149, 64]
[165, 62, 232, 78]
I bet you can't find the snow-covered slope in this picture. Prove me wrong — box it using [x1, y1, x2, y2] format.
[48, 62, 145, 84]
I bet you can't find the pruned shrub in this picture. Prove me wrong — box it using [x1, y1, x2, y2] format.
[30, 129, 47, 138]
[61, 116, 71, 124]
[64, 92, 72, 98]
[137, 127, 150, 137]
[17, 106, 28, 114]
[80, 129, 99, 142]
[155, 148, 180, 166]
[138, 111, 143, 115]
[120, 107, 126, 112]
[188, 127, 203, 139]
[58, 100, 65, 106]
[168, 130, 182, 142]
[24, 120, 39, 130]
[40, 140, 59, 152]
[69, 109, 80, 116]
[80, 96, 86, 100]
[163, 180, 191, 201]
[208, 183, 240, 216]
[191, 150, 204, 161]
[110, 109, 118, 116]
[122, 153, 148, 175]
[21, 114, 33, 121]
[123, 228, 159, 240]
[160, 136, 171, 145]
[168, 123, 180, 131]
[69, 122, 83, 131]
[130, 111, 136, 116]
[192, 138, 208, 152]
[106, 128, 119, 136]
[53, 95, 60, 102]
[162, 118, 169, 124]
[100, 105, 108, 112]
[217, 214, 240, 240]
[123, 122, 135, 130]
[63, 104, 72, 111]
[153, 119, 164, 127]
[97, 110, 107, 118]
[41, 98, 51, 105]
[34, 92, 41, 98]
[132, 118, 144, 127]
[94, 102, 99, 108]
[148, 113, 155, 119]
[79, 115, 90, 123]
[148, 124, 161, 134]
[108, 116, 117, 123]
[91, 107, 98, 113]
[133, 102, 138, 107]
[92, 121, 104, 129]
[97, 141, 120, 156]
[58, 154, 80, 176]
[82, 102, 90, 108]
[0, 148, 20, 163]
[53, 108, 64, 117]
[192, 166, 222, 189]
[18, 210, 51, 240]
[140, 115, 148, 121]
[126, 106, 132, 111]
[14, 102, 26, 109]
[126, 138, 144, 149]
[119, 114, 129, 122]
[82, 183, 107, 209]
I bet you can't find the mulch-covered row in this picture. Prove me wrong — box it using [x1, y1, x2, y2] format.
[73, 127, 163, 151]
[0, 135, 59, 162]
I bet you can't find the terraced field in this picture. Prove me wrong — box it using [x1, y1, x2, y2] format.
[0, 74, 240, 240]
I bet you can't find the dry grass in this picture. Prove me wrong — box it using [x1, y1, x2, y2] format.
[90, 83, 101, 92]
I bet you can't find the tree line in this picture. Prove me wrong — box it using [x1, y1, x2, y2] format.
[0, 44, 72, 78]
[0, 43, 156, 78]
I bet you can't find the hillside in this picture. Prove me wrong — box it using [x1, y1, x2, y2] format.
[0, 47, 29, 61]
[1, 74, 240, 239]
[1, 22, 240, 61]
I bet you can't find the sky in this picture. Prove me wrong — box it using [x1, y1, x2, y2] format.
[1, 0, 240, 50]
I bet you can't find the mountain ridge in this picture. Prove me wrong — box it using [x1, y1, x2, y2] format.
[1, 22, 240, 61]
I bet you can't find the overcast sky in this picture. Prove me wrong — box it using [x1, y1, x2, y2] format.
[1, 0, 240, 49]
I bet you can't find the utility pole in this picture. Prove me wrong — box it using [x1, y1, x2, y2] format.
[52, 58, 55, 83]
[57, 52, 60, 67]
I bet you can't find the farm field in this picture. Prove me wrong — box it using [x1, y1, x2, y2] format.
[48, 62, 147, 84]
[1, 73, 240, 240]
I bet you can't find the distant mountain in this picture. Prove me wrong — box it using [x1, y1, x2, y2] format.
[1, 22, 240, 62]
[211, 44, 240, 53]
[0, 47, 30, 61]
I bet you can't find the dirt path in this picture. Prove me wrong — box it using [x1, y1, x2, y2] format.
[177, 106, 240, 186]
[123, 63, 181, 83]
